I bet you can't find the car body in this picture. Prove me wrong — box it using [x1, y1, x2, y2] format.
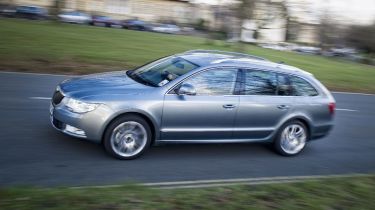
[50, 50, 335, 159]
[293, 46, 321, 54]
[90, 15, 122, 28]
[15, 5, 48, 20]
[0, 5, 16, 17]
[151, 24, 181, 34]
[259, 44, 289, 51]
[122, 19, 150, 31]
[58, 11, 91, 24]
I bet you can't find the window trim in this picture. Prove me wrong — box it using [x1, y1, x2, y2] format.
[166, 67, 241, 96]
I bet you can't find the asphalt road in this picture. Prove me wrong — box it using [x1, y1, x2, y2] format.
[0, 71, 374, 187]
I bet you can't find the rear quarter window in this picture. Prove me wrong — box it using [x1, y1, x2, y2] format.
[289, 76, 319, 96]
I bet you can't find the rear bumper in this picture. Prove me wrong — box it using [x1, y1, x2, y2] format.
[310, 124, 334, 140]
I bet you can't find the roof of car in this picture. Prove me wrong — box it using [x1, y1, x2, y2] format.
[179, 50, 312, 76]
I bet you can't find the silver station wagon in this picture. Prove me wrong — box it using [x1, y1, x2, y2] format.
[50, 50, 335, 159]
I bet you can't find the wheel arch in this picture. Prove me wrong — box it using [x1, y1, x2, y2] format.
[280, 116, 312, 140]
[101, 111, 159, 145]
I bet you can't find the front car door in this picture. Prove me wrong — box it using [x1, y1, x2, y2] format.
[233, 69, 295, 140]
[161, 68, 240, 141]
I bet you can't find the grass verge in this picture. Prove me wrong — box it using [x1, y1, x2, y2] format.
[0, 175, 374, 210]
[0, 18, 375, 93]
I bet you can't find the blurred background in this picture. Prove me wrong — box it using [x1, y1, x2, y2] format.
[1, 0, 374, 57]
[0, 0, 374, 92]
[0, 2, 375, 209]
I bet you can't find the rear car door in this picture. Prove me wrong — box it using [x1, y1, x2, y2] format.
[161, 68, 240, 141]
[233, 69, 295, 140]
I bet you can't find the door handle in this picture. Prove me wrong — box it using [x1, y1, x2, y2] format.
[223, 104, 236, 109]
[277, 105, 290, 110]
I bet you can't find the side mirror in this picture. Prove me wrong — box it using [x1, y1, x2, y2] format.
[176, 83, 196, 96]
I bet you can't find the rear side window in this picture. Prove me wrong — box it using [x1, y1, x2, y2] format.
[277, 74, 293, 96]
[289, 76, 319, 96]
[243, 70, 277, 95]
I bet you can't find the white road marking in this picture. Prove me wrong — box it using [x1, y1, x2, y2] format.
[332, 91, 375, 96]
[336, 108, 358, 112]
[69, 173, 371, 190]
[29, 97, 51, 100]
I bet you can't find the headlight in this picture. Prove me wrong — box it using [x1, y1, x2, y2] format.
[63, 97, 99, 113]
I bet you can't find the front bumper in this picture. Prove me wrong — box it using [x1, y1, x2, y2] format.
[50, 103, 112, 143]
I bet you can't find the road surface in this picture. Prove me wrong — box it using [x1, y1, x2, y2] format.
[0, 71, 374, 187]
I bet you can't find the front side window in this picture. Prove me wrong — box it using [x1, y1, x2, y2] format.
[127, 56, 199, 87]
[289, 76, 319, 96]
[243, 70, 277, 95]
[182, 69, 237, 95]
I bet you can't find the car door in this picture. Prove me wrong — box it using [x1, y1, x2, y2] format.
[233, 69, 295, 140]
[161, 68, 240, 141]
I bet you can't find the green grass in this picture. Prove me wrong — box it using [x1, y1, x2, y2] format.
[0, 18, 375, 93]
[1, 175, 374, 210]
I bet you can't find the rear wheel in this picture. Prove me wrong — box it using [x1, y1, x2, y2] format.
[274, 120, 308, 156]
[103, 115, 151, 160]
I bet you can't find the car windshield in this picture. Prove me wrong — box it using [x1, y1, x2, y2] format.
[127, 56, 199, 87]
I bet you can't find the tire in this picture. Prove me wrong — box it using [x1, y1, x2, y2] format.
[273, 120, 308, 156]
[103, 115, 152, 160]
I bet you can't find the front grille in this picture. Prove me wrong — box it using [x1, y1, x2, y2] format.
[52, 90, 64, 105]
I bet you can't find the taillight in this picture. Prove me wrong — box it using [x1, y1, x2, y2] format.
[328, 102, 336, 115]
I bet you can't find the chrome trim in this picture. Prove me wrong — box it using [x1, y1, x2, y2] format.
[161, 127, 274, 132]
[184, 50, 268, 61]
[157, 139, 267, 143]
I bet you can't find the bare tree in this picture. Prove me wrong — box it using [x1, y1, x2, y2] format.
[318, 13, 335, 48]
[51, 0, 64, 21]
[345, 22, 375, 58]
[317, 12, 348, 49]
[234, 0, 255, 51]
[238, 0, 256, 21]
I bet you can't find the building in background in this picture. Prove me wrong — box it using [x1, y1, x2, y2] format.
[241, 0, 320, 44]
[3, 0, 321, 44]
[287, 21, 319, 44]
[239, 0, 287, 43]
[5, 0, 193, 23]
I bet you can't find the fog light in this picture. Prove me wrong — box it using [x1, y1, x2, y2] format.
[65, 124, 86, 136]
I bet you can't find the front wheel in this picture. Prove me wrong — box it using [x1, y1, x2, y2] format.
[103, 115, 151, 160]
[274, 121, 308, 156]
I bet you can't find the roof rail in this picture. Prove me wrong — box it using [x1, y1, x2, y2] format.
[184, 49, 268, 61]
